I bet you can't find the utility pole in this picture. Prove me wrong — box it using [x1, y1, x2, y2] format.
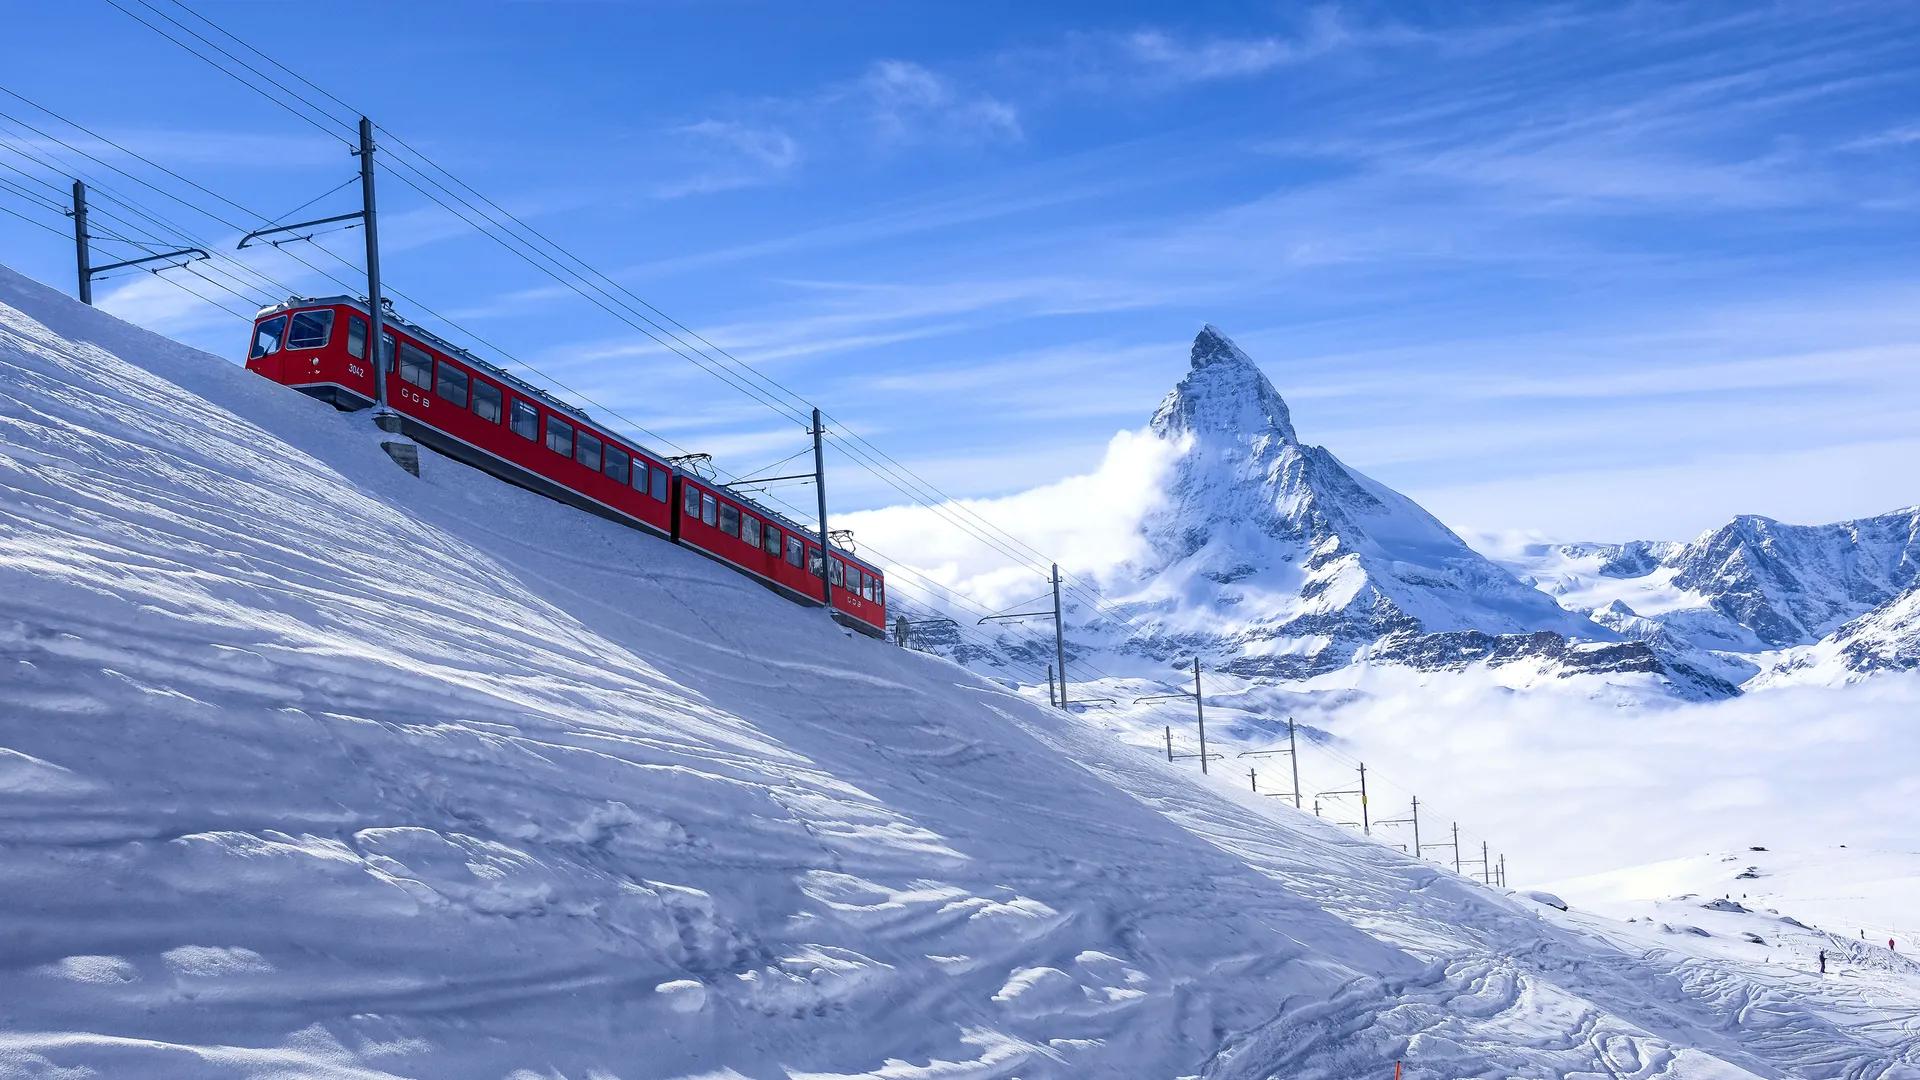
[1137, 661, 1213, 772]
[1051, 563, 1068, 708]
[1317, 763, 1369, 835]
[235, 116, 386, 419]
[70, 179, 207, 306]
[1248, 767, 1257, 792]
[1359, 762, 1370, 836]
[1482, 841, 1492, 885]
[980, 581, 1068, 709]
[1288, 719, 1301, 810]
[1499, 854, 1507, 887]
[1236, 716, 1301, 807]
[72, 180, 90, 305]
[1193, 658, 1208, 775]
[357, 117, 391, 424]
[811, 407, 833, 606]
[1376, 795, 1419, 855]
[1452, 823, 1461, 874]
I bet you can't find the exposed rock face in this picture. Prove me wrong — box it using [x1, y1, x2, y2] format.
[1666, 511, 1920, 646]
[1761, 582, 1920, 685]
[1832, 585, 1920, 674]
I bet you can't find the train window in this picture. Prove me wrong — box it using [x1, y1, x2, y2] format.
[764, 525, 783, 556]
[510, 399, 538, 440]
[248, 315, 287, 359]
[873, 580, 883, 606]
[741, 515, 760, 548]
[434, 360, 469, 408]
[848, 566, 863, 596]
[286, 309, 333, 349]
[546, 416, 573, 457]
[576, 431, 602, 471]
[603, 446, 629, 485]
[701, 493, 717, 527]
[718, 503, 740, 537]
[807, 548, 824, 578]
[399, 342, 433, 389]
[829, 559, 844, 587]
[683, 484, 700, 517]
[863, 575, 876, 602]
[347, 315, 367, 359]
[650, 466, 669, 502]
[380, 331, 397, 378]
[472, 381, 502, 423]
[786, 535, 804, 567]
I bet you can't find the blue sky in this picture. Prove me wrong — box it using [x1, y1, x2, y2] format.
[1, 1, 1916, 545]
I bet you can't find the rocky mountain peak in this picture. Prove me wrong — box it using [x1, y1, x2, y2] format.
[1116, 324, 1632, 684]
[1150, 325, 1297, 443]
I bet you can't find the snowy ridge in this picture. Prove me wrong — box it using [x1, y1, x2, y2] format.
[3, 269, 1918, 1075]
[1761, 581, 1920, 685]
[1496, 507, 1920, 687]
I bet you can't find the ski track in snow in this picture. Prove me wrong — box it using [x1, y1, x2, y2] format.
[1, 268, 1917, 1078]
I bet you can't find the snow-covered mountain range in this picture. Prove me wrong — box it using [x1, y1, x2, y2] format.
[903, 326, 1916, 700]
[1500, 507, 1920, 688]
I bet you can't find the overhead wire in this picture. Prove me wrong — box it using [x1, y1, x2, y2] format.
[0, 198, 69, 238]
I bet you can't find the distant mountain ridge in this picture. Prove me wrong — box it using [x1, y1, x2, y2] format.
[1504, 507, 1920, 687]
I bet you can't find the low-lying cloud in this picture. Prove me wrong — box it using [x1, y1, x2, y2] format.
[837, 426, 1185, 612]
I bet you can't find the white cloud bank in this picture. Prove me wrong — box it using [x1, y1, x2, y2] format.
[1318, 672, 1920, 886]
[837, 427, 1185, 612]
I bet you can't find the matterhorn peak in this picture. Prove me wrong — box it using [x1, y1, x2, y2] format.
[1150, 325, 1297, 442]
[1192, 324, 1255, 369]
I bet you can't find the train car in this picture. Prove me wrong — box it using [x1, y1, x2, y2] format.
[674, 473, 887, 637]
[244, 296, 885, 637]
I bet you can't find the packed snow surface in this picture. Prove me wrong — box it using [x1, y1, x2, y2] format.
[3, 267, 1919, 1077]
[1548, 845, 1920, 955]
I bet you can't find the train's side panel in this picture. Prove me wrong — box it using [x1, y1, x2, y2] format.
[674, 480, 887, 637]
[827, 556, 886, 634]
[676, 478, 825, 605]
[381, 336, 676, 539]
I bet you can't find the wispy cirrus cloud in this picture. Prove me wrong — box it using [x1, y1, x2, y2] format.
[633, 57, 1018, 200]
[856, 60, 1021, 147]
[651, 119, 802, 199]
[1839, 123, 1920, 152]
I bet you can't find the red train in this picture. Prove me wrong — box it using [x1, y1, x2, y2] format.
[243, 296, 887, 638]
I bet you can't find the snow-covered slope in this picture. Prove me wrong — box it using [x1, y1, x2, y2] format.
[1547, 845, 1920, 960]
[5, 270, 1919, 1076]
